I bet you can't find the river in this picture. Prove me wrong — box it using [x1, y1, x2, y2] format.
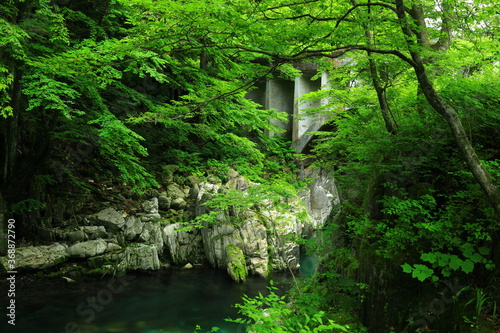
[1, 268, 291, 333]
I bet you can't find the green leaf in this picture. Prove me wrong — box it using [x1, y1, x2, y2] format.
[421, 252, 437, 264]
[401, 263, 413, 273]
[462, 243, 474, 258]
[441, 267, 451, 277]
[478, 247, 490, 255]
[412, 264, 434, 282]
[469, 252, 484, 263]
[461, 259, 475, 274]
[448, 255, 463, 270]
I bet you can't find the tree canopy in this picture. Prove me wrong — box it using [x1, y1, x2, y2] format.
[1, 0, 499, 330]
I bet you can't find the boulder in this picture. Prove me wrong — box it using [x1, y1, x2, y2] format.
[0, 243, 68, 270]
[142, 198, 159, 214]
[67, 230, 86, 243]
[158, 193, 171, 210]
[67, 239, 108, 258]
[167, 184, 189, 210]
[138, 223, 164, 253]
[106, 243, 122, 252]
[139, 198, 161, 221]
[121, 244, 160, 271]
[123, 216, 143, 240]
[238, 220, 269, 277]
[81, 226, 107, 240]
[201, 222, 238, 269]
[194, 182, 221, 216]
[91, 207, 125, 231]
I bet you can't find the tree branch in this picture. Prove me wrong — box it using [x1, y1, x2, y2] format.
[264, 0, 320, 12]
[335, 3, 397, 28]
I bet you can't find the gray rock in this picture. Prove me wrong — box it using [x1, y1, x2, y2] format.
[52, 228, 84, 242]
[91, 207, 125, 231]
[142, 198, 159, 214]
[120, 244, 160, 271]
[106, 243, 122, 252]
[139, 223, 164, 253]
[238, 220, 269, 277]
[201, 222, 239, 269]
[137, 212, 161, 222]
[195, 182, 222, 216]
[81, 226, 107, 240]
[0, 243, 68, 270]
[67, 239, 108, 258]
[167, 184, 188, 200]
[158, 193, 171, 210]
[300, 168, 340, 229]
[123, 216, 143, 240]
[163, 223, 204, 264]
[67, 230, 85, 243]
[170, 197, 187, 210]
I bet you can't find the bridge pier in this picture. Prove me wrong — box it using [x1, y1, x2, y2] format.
[247, 70, 331, 154]
[266, 78, 295, 139]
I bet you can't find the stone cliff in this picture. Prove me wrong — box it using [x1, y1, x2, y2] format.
[0, 168, 340, 281]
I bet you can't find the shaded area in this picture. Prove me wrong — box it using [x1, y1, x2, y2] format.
[0, 268, 289, 333]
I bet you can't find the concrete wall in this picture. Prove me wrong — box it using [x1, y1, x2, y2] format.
[246, 71, 332, 153]
[266, 78, 295, 139]
[293, 72, 322, 142]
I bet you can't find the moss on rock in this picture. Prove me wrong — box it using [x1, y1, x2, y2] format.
[226, 245, 248, 282]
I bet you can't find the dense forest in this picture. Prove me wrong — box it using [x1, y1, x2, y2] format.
[1, 0, 500, 332]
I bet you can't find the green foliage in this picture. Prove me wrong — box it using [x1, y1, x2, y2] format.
[11, 199, 46, 216]
[461, 286, 499, 331]
[179, 180, 301, 231]
[228, 283, 349, 333]
[402, 244, 495, 282]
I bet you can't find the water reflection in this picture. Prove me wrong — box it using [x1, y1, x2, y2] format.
[1, 268, 288, 333]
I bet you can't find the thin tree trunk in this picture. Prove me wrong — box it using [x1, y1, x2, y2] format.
[363, 0, 398, 134]
[365, 38, 398, 134]
[395, 0, 500, 217]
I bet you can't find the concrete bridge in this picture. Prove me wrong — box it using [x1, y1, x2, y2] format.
[247, 66, 333, 154]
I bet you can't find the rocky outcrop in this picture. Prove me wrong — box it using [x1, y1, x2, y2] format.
[301, 168, 341, 229]
[67, 239, 110, 258]
[90, 207, 125, 231]
[162, 223, 204, 264]
[138, 222, 164, 252]
[0, 167, 340, 281]
[123, 216, 143, 240]
[0, 243, 68, 270]
[137, 198, 161, 222]
[194, 170, 316, 279]
[119, 244, 160, 271]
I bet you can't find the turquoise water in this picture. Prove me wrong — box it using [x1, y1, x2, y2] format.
[1, 268, 287, 333]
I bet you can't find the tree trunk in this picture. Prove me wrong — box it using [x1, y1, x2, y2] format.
[395, 0, 500, 217]
[362, 1, 398, 134]
[366, 52, 398, 135]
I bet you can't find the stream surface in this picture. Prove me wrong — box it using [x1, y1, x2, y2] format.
[1, 268, 290, 333]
